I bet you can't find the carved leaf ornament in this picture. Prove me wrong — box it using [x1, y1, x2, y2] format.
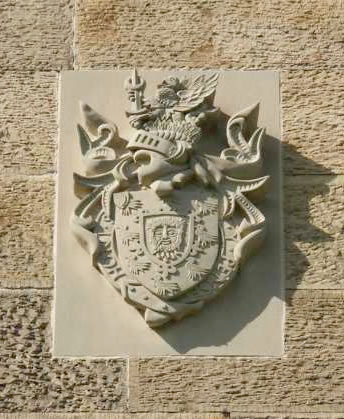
[71, 69, 269, 328]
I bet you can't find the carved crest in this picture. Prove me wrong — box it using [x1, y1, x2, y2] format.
[71, 69, 269, 327]
[111, 186, 219, 299]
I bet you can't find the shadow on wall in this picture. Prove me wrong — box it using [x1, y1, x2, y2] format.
[150, 118, 335, 353]
[283, 141, 335, 290]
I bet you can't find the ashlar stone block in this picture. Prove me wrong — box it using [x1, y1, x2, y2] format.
[282, 70, 344, 175]
[75, 0, 344, 71]
[0, 0, 73, 71]
[285, 177, 344, 289]
[0, 290, 126, 412]
[0, 72, 58, 176]
[0, 177, 54, 288]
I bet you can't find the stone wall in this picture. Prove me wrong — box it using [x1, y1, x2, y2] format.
[0, 0, 343, 416]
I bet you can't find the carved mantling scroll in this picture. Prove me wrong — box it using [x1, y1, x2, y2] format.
[71, 69, 269, 328]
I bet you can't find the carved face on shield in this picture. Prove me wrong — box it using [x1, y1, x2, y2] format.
[146, 216, 186, 261]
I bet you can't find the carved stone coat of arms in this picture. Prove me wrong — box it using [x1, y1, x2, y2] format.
[71, 70, 269, 328]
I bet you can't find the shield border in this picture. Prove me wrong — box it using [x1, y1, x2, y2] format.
[140, 212, 195, 267]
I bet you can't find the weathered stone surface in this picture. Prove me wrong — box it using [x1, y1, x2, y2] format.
[282, 71, 344, 175]
[0, 415, 245, 419]
[285, 177, 344, 289]
[286, 290, 344, 357]
[0, 0, 73, 71]
[0, 414, 343, 419]
[0, 177, 54, 288]
[0, 414, 313, 419]
[129, 290, 344, 413]
[1, 416, 231, 419]
[0, 290, 126, 412]
[75, 0, 344, 70]
[0, 72, 57, 176]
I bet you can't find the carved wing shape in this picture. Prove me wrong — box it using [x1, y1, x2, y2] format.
[196, 225, 218, 248]
[191, 199, 218, 215]
[186, 261, 210, 282]
[113, 191, 142, 215]
[173, 73, 219, 112]
[154, 280, 180, 297]
[113, 191, 130, 209]
[128, 260, 151, 275]
[121, 231, 139, 246]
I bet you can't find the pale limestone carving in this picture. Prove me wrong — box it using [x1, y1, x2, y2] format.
[71, 69, 269, 327]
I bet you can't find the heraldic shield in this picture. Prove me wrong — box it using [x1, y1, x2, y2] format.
[71, 69, 270, 328]
[113, 185, 220, 299]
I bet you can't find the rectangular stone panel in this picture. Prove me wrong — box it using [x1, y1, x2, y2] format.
[282, 70, 344, 175]
[285, 176, 344, 289]
[285, 290, 344, 357]
[0, 177, 54, 288]
[75, 0, 344, 70]
[129, 290, 344, 413]
[0, 0, 73, 71]
[54, 70, 283, 356]
[0, 290, 127, 412]
[0, 72, 57, 176]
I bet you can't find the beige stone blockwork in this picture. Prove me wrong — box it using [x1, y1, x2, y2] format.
[0, 0, 73, 71]
[0, 290, 126, 412]
[285, 290, 344, 357]
[0, 72, 58, 176]
[285, 177, 344, 289]
[0, 416, 223, 419]
[0, 0, 343, 417]
[282, 71, 344, 175]
[75, 0, 344, 70]
[129, 291, 344, 413]
[0, 411, 344, 419]
[0, 415, 236, 419]
[0, 177, 54, 288]
[1, 415, 344, 419]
